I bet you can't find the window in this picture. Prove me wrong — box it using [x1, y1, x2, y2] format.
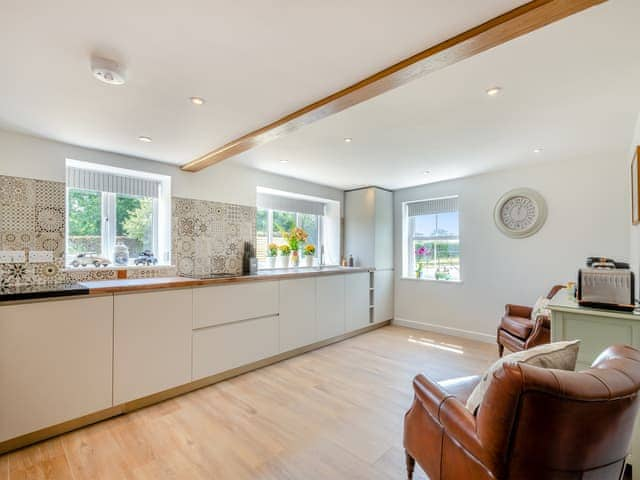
[403, 196, 460, 282]
[256, 189, 328, 267]
[256, 208, 322, 262]
[65, 160, 171, 266]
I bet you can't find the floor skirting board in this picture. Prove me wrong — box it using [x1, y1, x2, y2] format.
[393, 317, 495, 344]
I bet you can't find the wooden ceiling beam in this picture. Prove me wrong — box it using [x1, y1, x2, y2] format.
[181, 0, 606, 172]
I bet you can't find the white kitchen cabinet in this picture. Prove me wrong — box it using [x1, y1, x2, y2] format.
[0, 296, 113, 442]
[373, 270, 394, 323]
[192, 315, 279, 379]
[344, 187, 393, 269]
[279, 277, 317, 352]
[345, 272, 371, 331]
[113, 289, 193, 404]
[193, 281, 279, 329]
[316, 274, 346, 341]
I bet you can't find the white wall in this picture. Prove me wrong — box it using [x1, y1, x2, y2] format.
[394, 154, 630, 342]
[0, 129, 343, 208]
[629, 114, 640, 299]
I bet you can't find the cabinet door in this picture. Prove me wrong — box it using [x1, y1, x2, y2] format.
[345, 272, 370, 331]
[373, 270, 394, 322]
[317, 275, 346, 341]
[193, 281, 278, 329]
[0, 296, 113, 442]
[279, 278, 317, 352]
[192, 316, 279, 380]
[114, 289, 193, 404]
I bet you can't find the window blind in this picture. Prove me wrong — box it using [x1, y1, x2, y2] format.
[257, 192, 325, 216]
[67, 166, 161, 198]
[407, 196, 458, 217]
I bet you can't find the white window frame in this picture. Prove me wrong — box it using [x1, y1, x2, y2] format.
[67, 189, 161, 265]
[65, 159, 171, 267]
[257, 208, 323, 265]
[402, 197, 461, 282]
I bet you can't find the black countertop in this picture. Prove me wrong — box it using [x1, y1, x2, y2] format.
[0, 283, 90, 302]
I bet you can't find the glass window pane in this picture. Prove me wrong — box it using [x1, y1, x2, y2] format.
[117, 194, 153, 260]
[409, 210, 460, 281]
[272, 210, 295, 246]
[67, 189, 102, 259]
[298, 213, 318, 255]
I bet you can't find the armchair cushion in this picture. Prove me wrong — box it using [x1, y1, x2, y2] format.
[465, 339, 580, 414]
[500, 315, 533, 340]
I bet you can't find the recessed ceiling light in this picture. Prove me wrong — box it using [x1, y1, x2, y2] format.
[486, 86, 502, 96]
[280, 159, 289, 164]
[138, 136, 152, 143]
[344, 137, 353, 143]
[533, 147, 543, 154]
[423, 170, 430, 175]
[190, 97, 205, 105]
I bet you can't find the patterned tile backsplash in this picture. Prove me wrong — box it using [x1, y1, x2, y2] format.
[0, 175, 256, 286]
[172, 197, 256, 276]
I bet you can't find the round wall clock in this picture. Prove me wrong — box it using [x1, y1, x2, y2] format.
[493, 188, 547, 238]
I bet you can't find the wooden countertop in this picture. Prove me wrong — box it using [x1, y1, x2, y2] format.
[80, 267, 371, 294]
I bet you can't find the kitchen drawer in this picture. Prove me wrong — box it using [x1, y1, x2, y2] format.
[192, 315, 279, 380]
[193, 281, 279, 329]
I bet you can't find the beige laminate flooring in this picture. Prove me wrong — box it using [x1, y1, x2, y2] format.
[0, 325, 497, 480]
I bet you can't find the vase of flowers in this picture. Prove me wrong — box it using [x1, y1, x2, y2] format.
[267, 243, 278, 268]
[415, 245, 431, 279]
[304, 244, 315, 267]
[279, 244, 291, 268]
[282, 226, 308, 268]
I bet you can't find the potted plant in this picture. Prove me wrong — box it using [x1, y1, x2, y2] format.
[267, 243, 278, 268]
[415, 262, 423, 279]
[303, 244, 316, 267]
[279, 244, 291, 268]
[283, 226, 308, 267]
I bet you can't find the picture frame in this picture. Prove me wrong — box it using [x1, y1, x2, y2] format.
[633, 146, 640, 225]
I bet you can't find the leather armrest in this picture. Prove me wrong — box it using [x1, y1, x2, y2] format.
[413, 374, 452, 419]
[504, 304, 532, 318]
[536, 314, 550, 330]
[439, 397, 486, 463]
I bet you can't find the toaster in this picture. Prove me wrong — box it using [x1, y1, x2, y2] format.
[577, 267, 635, 311]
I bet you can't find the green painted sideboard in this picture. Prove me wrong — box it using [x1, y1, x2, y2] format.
[549, 288, 640, 478]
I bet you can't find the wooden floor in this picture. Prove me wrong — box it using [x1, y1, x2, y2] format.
[0, 325, 497, 480]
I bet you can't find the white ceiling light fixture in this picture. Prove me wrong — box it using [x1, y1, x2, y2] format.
[344, 137, 353, 143]
[533, 147, 543, 153]
[91, 56, 126, 85]
[279, 159, 289, 163]
[190, 97, 205, 105]
[486, 86, 502, 96]
[138, 136, 152, 143]
[423, 170, 430, 175]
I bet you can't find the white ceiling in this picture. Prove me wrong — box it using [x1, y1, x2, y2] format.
[0, 0, 526, 166]
[233, 0, 640, 190]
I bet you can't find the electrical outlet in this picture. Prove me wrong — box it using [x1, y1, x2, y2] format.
[29, 250, 54, 263]
[0, 250, 26, 263]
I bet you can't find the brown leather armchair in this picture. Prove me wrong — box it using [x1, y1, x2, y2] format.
[403, 345, 640, 480]
[497, 285, 564, 357]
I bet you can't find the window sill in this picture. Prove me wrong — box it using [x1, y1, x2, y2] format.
[400, 276, 463, 284]
[63, 264, 175, 273]
[258, 264, 337, 271]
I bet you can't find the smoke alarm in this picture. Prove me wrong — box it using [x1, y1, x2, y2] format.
[91, 57, 126, 85]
